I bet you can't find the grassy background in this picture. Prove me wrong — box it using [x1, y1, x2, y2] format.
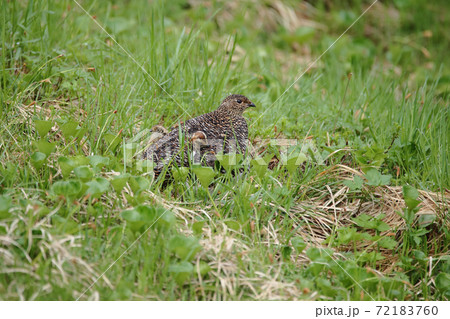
[0, 0, 449, 300]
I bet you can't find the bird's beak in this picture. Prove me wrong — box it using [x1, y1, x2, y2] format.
[248, 103, 256, 108]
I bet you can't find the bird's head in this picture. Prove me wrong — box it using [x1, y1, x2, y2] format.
[217, 94, 256, 117]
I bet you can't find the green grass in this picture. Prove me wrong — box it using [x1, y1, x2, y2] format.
[0, 0, 449, 300]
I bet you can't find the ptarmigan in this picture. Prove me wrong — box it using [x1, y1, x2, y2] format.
[143, 94, 255, 176]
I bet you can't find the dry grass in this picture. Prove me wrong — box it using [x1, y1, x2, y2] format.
[286, 165, 449, 270]
[197, 225, 305, 300]
[0, 204, 109, 300]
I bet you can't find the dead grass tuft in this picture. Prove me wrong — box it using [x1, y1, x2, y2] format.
[289, 165, 449, 270]
[198, 225, 305, 300]
[0, 201, 110, 300]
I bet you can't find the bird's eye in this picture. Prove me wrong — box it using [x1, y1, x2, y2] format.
[237, 99, 242, 104]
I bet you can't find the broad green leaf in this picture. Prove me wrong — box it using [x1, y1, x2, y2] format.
[85, 177, 110, 198]
[224, 220, 240, 231]
[375, 221, 391, 232]
[71, 155, 90, 167]
[168, 261, 194, 285]
[378, 236, 397, 249]
[353, 214, 377, 229]
[216, 153, 243, 171]
[435, 273, 450, 294]
[403, 185, 421, 210]
[306, 247, 334, 262]
[89, 155, 110, 169]
[169, 235, 202, 261]
[34, 120, 53, 137]
[412, 228, 430, 237]
[58, 156, 76, 178]
[0, 195, 12, 219]
[32, 139, 56, 157]
[197, 261, 211, 276]
[192, 220, 205, 235]
[285, 152, 307, 174]
[74, 166, 94, 181]
[75, 128, 87, 139]
[51, 180, 83, 198]
[121, 205, 170, 232]
[121, 208, 142, 222]
[356, 144, 387, 168]
[30, 152, 47, 169]
[316, 277, 337, 297]
[291, 237, 307, 253]
[356, 251, 385, 263]
[103, 133, 121, 150]
[352, 214, 390, 231]
[129, 176, 150, 193]
[380, 174, 392, 186]
[411, 250, 427, 262]
[282, 246, 292, 260]
[365, 169, 380, 185]
[60, 120, 79, 138]
[341, 264, 376, 284]
[365, 168, 391, 186]
[192, 167, 215, 188]
[417, 214, 436, 227]
[172, 167, 189, 182]
[307, 262, 328, 277]
[111, 173, 131, 193]
[251, 158, 268, 179]
[121, 208, 144, 232]
[412, 234, 422, 246]
[51, 214, 80, 234]
[156, 209, 176, 229]
[334, 227, 372, 245]
[343, 175, 364, 191]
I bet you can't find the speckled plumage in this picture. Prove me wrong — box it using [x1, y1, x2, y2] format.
[143, 94, 255, 174]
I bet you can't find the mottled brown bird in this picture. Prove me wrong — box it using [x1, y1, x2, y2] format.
[143, 94, 255, 175]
